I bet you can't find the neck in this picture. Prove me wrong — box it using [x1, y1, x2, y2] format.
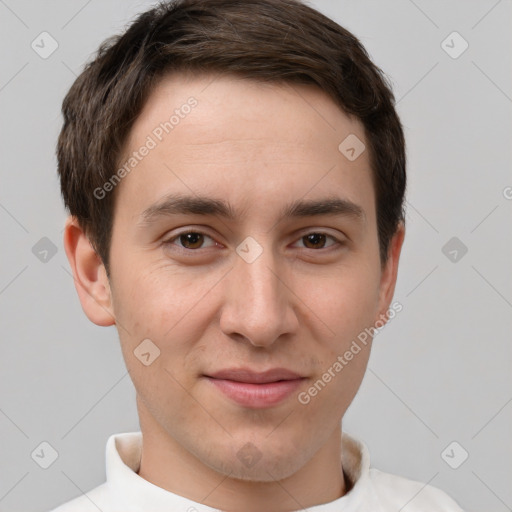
[135, 398, 347, 511]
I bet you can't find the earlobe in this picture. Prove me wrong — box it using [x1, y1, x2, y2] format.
[375, 222, 405, 326]
[63, 216, 115, 327]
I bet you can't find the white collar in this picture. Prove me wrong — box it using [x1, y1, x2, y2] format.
[104, 430, 377, 511]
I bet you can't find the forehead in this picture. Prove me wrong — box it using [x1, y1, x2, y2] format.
[114, 72, 374, 226]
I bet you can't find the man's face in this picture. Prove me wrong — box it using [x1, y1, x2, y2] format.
[106, 72, 396, 481]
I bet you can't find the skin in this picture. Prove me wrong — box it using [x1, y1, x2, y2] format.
[64, 72, 405, 512]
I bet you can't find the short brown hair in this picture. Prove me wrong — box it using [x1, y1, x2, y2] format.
[57, 0, 406, 276]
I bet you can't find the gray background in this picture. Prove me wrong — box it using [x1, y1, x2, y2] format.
[0, 0, 511, 510]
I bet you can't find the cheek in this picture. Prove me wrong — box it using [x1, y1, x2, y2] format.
[112, 264, 219, 373]
[113, 262, 210, 329]
[299, 275, 376, 418]
[111, 266, 204, 418]
[304, 261, 380, 342]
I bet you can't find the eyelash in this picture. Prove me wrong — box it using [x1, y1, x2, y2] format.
[162, 229, 344, 253]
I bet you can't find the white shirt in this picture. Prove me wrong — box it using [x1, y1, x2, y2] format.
[49, 431, 464, 511]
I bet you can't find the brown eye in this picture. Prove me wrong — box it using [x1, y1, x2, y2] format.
[296, 232, 341, 250]
[179, 232, 205, 249]
[302, 233, 328, 249]
[164, 231, 216, 250]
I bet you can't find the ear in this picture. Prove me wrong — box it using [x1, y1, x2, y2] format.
[374, 222, 405, 325]
[63, 216, 115, 327]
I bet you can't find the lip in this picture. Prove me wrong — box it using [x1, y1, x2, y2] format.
[207, 367, 303, 383]
[204, 368, 306, 408]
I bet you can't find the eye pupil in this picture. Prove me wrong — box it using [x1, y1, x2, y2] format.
[181, 232, 203, 249]
[304, 233, 326, 249]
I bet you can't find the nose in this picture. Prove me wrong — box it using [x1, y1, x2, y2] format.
[219, 241, 299, 348]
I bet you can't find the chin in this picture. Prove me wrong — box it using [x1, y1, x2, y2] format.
[204, 439, 311, 483]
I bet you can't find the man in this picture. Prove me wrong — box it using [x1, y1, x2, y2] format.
[52, 0, 464, 510]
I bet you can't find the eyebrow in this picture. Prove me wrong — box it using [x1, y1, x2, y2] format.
[137, 193, 366, 227]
